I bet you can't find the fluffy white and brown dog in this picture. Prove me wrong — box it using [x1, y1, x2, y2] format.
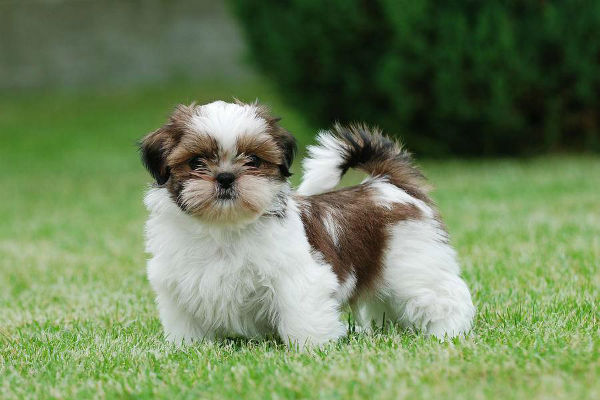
[140, 100, 475, 348]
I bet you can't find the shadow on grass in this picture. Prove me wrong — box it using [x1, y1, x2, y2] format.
[168, 312, 439, 354]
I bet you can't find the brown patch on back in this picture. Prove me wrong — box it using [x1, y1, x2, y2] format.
[298, 183, 422, 300]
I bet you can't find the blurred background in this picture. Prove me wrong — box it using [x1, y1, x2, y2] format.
[2, 0, 599, 273]
[0, 1, 250, 89]
[3, 0, 599, 157]
[1, 0, 600, 262]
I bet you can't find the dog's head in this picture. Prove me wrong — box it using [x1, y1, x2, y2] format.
[140, 100, 296, 224]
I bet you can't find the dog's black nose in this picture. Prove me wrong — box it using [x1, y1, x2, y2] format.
[215, 172, 236, 189]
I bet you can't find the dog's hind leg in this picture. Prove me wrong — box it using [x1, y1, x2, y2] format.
[351, 296, 394, 333]
[380, 219, 475, 339]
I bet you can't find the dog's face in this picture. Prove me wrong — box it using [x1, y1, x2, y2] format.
[140, 101, 296, 224]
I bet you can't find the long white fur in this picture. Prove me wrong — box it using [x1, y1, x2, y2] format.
[145, 188, 345, 348]
[144, 102, 475, 349]
[297, 131, 348, 196]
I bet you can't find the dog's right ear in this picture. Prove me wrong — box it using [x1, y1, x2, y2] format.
[139, 126, 173, 185]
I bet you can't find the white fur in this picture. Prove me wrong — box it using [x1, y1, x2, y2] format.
[191, 101, 267, 153]
[145, 187, 346, 349]
[322, 211, 340, 247]
[367, 178, 434, 218]
[352, 216, 475, 338]
[335, 273, 357, 303]
[297, 131, 347, 195]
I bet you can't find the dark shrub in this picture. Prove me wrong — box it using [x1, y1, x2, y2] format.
[231, 0, 600, 156]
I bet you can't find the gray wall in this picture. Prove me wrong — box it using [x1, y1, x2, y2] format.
[0, 0, 252, 89]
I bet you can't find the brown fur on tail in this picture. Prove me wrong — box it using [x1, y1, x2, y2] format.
[330, 123, 431, 202]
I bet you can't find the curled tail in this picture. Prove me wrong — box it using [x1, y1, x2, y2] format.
[297, 123, 429, 199]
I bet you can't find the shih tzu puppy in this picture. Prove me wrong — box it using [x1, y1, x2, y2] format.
[140, 100, 475, 348]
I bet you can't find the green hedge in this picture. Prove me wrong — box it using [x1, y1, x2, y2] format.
[231, 0, 600, 156]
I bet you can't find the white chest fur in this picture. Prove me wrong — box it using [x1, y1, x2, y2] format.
[147, 242, 274, 338]
[143, 188, 335, 341]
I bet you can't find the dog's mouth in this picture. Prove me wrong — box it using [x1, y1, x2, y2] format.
[217, 189, 236, 200]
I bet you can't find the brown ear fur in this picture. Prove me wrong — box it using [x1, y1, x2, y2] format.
[139, 127, 172, 185]
[139, 104, 192, 185]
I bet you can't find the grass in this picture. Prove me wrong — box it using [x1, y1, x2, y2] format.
[1, 80, 599, 399]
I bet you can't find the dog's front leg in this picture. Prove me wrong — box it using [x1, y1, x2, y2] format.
[273, 266, 346, 350]
[156, 291, 212, 345]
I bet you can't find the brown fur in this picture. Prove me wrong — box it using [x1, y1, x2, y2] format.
[235, 134, 284, 167]
[298, 183, 422, 300]
[253, 102, 296, 176]
[167, 133, 219, 167]
[330, 123, 432, 204]
[139, 105, 196, 185]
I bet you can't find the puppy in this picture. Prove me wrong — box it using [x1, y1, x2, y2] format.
[140, 100, 475, 348]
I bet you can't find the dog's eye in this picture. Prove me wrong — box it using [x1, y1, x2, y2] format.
[244, 154, 261, 168]
[188, 156, 206, 170]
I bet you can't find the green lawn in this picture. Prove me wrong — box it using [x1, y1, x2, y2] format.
[1, 81, 599, 399]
